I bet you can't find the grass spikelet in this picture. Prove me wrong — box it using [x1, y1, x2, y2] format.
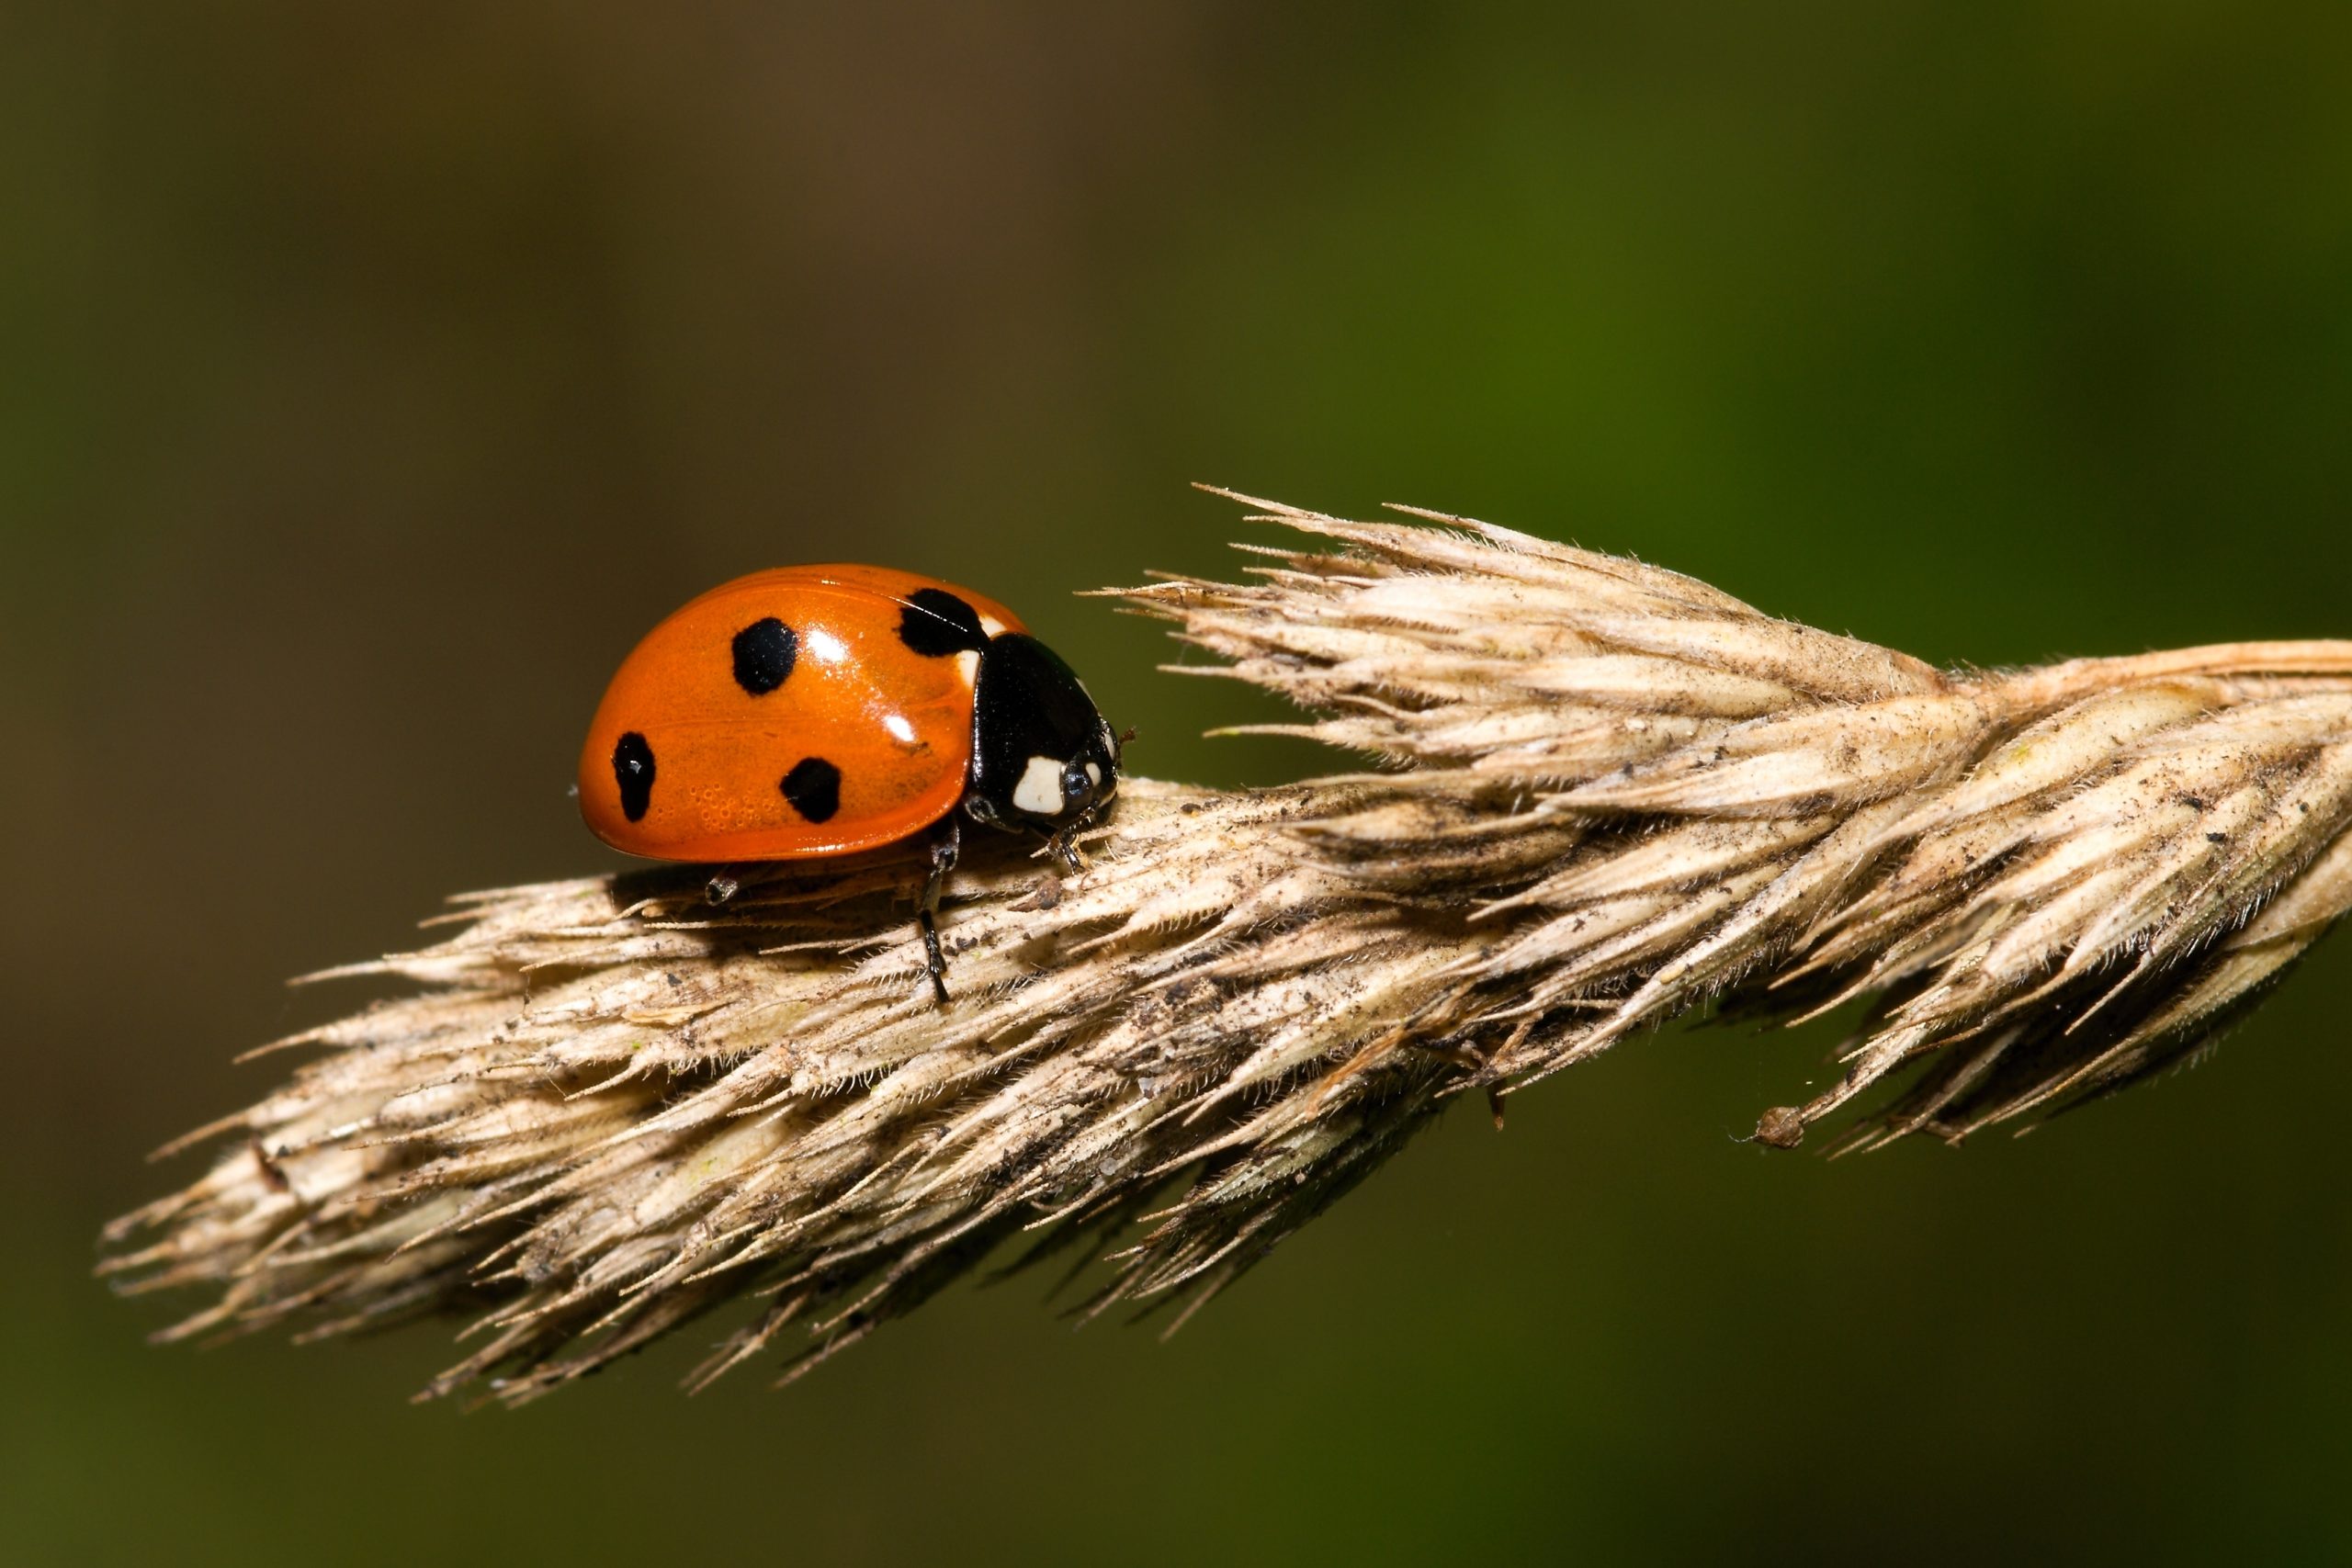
[102, 490, 2352, 1402]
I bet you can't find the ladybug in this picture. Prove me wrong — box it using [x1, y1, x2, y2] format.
[579, 564, 1123, 1002]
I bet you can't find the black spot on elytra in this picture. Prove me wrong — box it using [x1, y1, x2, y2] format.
[731, 617, 798, 694]
[897, 588, 989, 657]
[780, 756, 842, 823]
[613, 732, 655, 821]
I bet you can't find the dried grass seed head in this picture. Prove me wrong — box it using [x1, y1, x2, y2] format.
[103, 491, 2352, 1402]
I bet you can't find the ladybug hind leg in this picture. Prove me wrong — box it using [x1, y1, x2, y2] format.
[916, 816, 962, 1006]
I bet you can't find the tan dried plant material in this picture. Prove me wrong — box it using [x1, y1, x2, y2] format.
[102, 491, 2352, 1403]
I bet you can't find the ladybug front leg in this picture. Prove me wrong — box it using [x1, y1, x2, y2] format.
[916, 816, 961, 1006]
[1045, 823, 1091, 875]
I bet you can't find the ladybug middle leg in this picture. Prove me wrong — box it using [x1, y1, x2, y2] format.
[916, 815, 961, 1006]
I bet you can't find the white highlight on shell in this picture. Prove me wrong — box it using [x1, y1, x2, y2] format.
[882, 714, 917, 745]
[807, 628, 849, 664]
[1012, 754, 1065, 816]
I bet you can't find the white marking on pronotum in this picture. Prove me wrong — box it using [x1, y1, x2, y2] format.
[955, 649, 981, 686]
[978, 613, 1008, 638]
[1013, 755, 1064, 816]
[1084, 761, 1102, 787]
[882, 714, 917, 745]
[807, 628, 849, 663]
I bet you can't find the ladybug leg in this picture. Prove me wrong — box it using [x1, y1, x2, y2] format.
[917, 817, 961, 1006]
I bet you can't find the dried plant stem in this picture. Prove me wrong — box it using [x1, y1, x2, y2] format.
[2007, 642, 2352, 705]
[104, 491, 2352, 1403]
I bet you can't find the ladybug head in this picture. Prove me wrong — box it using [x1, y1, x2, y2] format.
[966, 634, 1122, 835]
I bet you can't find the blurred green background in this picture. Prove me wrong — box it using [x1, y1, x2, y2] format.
[7, 3, 2352, 1562]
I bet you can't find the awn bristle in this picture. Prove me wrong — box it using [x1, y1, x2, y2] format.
[102, 491, 2352, 1404]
